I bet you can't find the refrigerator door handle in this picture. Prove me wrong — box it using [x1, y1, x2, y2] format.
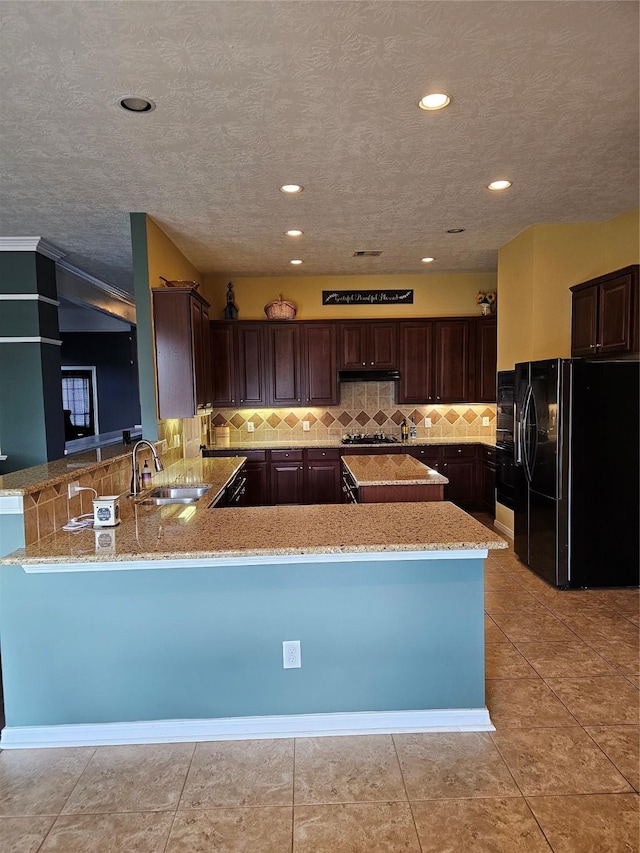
[521, 386, 533, 482]
[515, 419, 522, 463]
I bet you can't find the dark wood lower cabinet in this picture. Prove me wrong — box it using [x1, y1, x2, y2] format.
[204, 443, 493, 510]
[305, 449, 341, 504]
[271, 450, 305, 505]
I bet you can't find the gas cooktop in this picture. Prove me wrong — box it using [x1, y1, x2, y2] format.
[341, 434, 399, 445]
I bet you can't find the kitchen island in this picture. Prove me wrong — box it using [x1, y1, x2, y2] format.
[342, 453, 449, 502]
[0, 458, 506, 749]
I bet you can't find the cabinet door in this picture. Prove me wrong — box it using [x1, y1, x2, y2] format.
[442, 458, 476, 507]
[305, 450, 341, 504]
[210, 323, 236, 407]
[481, 461, 496, 515]
[369, 322, 397, 368]
[199, 303, 212, 409]
[339, 322, 368, 369]
[266, 323, 303, 406]
[397, 321, 434, 404]
[598, 274, 633, 355]
[476, 318, 497, 403]
[242, 462, 269, 506]
[303, 323, 338, 405]
[271, 462, 304, 504]
[191, 298, 206, 409]
[236, 323, 266, 406]
[435, 320, 470, 403]
[571, 287, 598, 356]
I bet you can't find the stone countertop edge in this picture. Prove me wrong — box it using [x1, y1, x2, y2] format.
[1, 501, 508, 566]
[341, 454, 449, 486]
[206, 436, 496, 451]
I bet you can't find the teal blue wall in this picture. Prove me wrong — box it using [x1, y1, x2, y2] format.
[0, 516, 25, 560]
[129, 214, 158, 442]
[0, 558, 484, 728]
[0, 251, 64, 470]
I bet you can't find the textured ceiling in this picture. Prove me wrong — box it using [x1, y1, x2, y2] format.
[0, 1, 638, 295]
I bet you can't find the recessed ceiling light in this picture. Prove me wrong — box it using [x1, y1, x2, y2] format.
[280, 184, 303, 194]
[418, 93, 451, 111]
[488, 180, 512, 191]
[421, 257, 435, 263]
[119, 96, 156, 113]
[285, 230, 304, 237]
[446, 228, 466, 234]
[290, 259, 303, 265]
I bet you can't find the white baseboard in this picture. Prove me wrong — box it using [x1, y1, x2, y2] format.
[1, 708, 494, 749]
[493, 519, 513, 539]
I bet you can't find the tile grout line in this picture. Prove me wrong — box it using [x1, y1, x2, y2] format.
[160, 740, 197, 853]
[390, 733, 425, 853]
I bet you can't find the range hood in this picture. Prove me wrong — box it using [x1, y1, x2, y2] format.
[338, 369, 401, 382]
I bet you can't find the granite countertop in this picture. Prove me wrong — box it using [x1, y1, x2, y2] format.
[206, 436, 496, 451]
[1, 451, 507, 565]
[342, 454, 449, 487]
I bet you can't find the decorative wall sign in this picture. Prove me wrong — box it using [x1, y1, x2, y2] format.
[322, 289, 413, 306]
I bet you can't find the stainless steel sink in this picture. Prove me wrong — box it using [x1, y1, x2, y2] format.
[138, 485, 211, 505]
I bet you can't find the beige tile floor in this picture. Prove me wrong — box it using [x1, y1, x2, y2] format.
[1, 532, 638, 852]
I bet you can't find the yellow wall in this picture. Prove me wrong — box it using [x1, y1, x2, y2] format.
[497, 207, 639, 371]
[202, 272, 497, 321]
[146, 217, 203, 289]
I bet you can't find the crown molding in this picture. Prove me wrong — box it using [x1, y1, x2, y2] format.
[56, 260, 134, 306]
[0, 237, 66, 261]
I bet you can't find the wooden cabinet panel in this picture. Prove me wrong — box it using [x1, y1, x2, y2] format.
[338, 321, 397, 369]
[442, 458, 476, 507]
[571, 265, 638, 357]
[306, 456, 341, 504]
[152, 287, 212, 419]
[303, 323, 338, 405]
[434, 320, 470, 403]
[481, 446, 497, 517]
[398, 321, 434, 404]
[242, 461, 269, 506]
[236, 323, 266, 406]
[599, 275, 633, 354]
[572, 286, 599, 357]
[266, 323, 302, 406]
[210, 323, 236, 407]
[271, 460, 304, 504]
[476, 317, 497, 402]
[369, 323, 397, 368]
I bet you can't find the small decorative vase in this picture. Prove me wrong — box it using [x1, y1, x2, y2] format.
[480, 303, 491, 316]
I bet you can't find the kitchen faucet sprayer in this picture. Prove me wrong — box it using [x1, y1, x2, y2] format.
[130, 439, 164, 496]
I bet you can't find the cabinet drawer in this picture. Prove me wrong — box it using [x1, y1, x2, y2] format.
[271, 449, 304, 462]
[306, 449, 341, 461]
[442, 444, 477, 459]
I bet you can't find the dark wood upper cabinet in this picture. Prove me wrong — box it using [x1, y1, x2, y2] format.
[303, 323, 338, 405]
[210, 322, 236, 407]
[475, 317, 497, 402]
[152, 287, 212, 419]
[338, 321, 397, 369]
[570, 265, 639, 357]
[397, 321, 435, 403]
[236, 323, 267, 406]
[265, 323, 303, 406]
[398, 318, 478, 404]
[434, 320, 471, 403]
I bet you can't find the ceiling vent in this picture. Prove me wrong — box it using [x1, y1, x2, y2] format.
[353, 250, 382, 257]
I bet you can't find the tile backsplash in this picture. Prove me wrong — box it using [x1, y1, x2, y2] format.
[208, 382, 496, 444]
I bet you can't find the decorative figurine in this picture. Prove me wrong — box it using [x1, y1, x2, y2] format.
[223, 282, 239, 320]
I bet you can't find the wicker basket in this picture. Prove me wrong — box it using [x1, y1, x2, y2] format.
[264, 296, 297, 320]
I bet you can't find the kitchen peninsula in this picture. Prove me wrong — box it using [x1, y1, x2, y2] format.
[0, 453, 506, 750]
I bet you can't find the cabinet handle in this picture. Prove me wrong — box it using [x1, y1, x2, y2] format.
[297, 398, 301, 402]
[299, 466, 303, 470]
[436, 396, 441, 400]
[443, 462, 448, 467]
[370, 361, 374, 365]
[458, 448, 462, 453]
[362, 362, 366, 366]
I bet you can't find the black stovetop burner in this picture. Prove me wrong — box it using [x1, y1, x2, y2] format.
[341, 434, 399, 445]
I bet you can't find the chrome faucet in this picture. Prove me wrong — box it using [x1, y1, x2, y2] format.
[130, 439, 164, 496]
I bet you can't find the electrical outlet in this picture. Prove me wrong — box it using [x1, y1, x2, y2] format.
[283, 640, 301, 669]
[424, 417, 432, 428]
[247, 421, 255, 432]
[67, 481, 80, 499]
[302, 420, 310, 431]
[482, 416, 490, 426]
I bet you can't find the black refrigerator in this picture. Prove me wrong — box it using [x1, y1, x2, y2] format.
[514, 357, 639, 588]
